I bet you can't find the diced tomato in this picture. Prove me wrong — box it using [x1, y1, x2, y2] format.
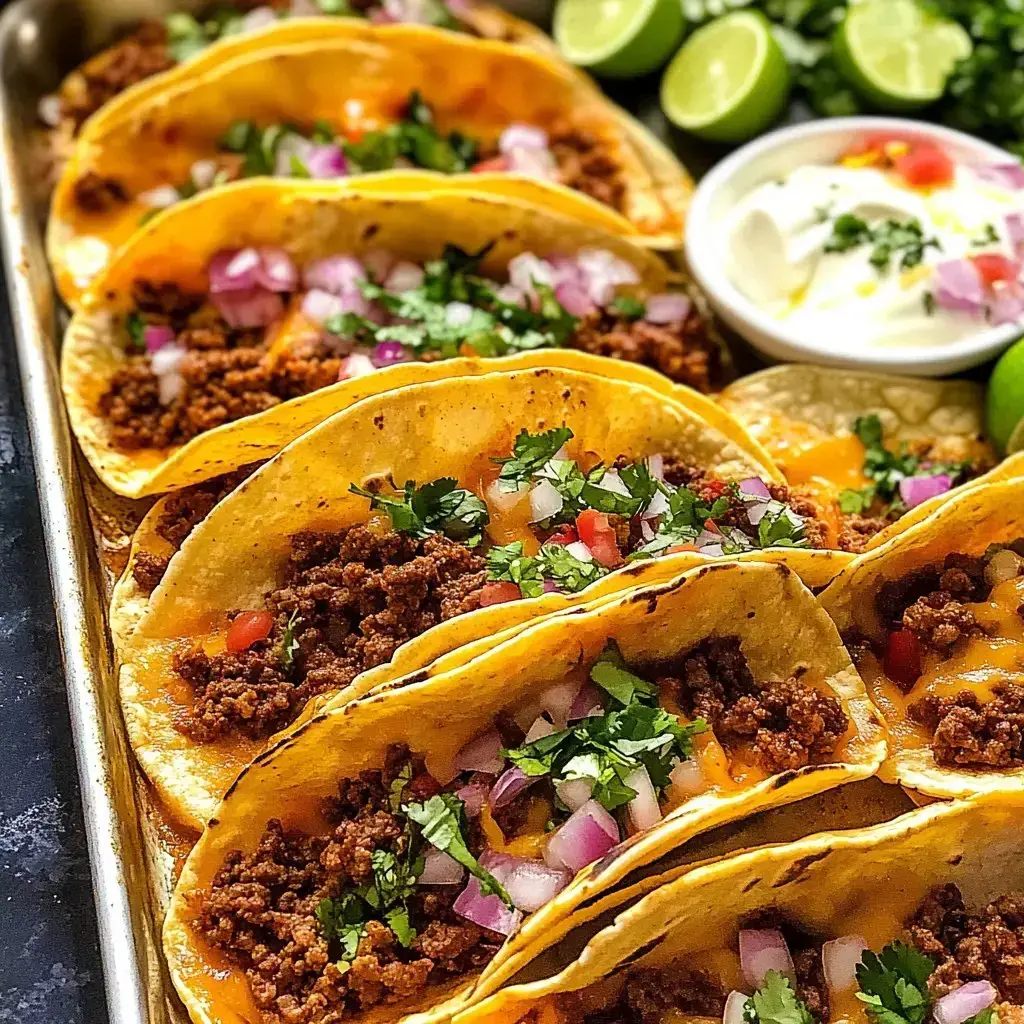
[576, 509, 621, 568]
[479, 581, 522, 607]
[703, 518, 722, 535]
[546, 524, 578, 546]
[893, 142, 955, 189]
[471, 156, 511, 174]
[700, 480, 728, 501]
[884, 629, 923, 690]
[226, 610, 274, 653]
[668, 544, 700, 554]
[972, 253, 1019, 288]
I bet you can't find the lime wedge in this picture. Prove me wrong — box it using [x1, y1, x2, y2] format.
[660, 11, 790, 144]
[834, 0, 972, 112]
[553, 0, 685, 78]
[987, 337, 1024, 455]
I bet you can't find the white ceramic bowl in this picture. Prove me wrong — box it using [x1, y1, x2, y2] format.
[685, 116, 1023, 376]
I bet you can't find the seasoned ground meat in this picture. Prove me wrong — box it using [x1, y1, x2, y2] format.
[130, 464, 261, 594]
[198, 747, 500, 1024]
[658, 636, 848, 773]
[174, 526, 487, 742]
[909, 684, 1024, 768]
[72, 171, 127, 213]
[837, 514, 891, 554]
[571, 311, 721, 394]
[557, 967, 725, 1024]
[549, 123, 627, 214]
[908, 884, 1024, 1003]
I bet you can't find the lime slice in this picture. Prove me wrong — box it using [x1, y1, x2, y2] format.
[553, 0, 684, 79]
[834, 0, 972, 112]
[987, 337, 1024, 455]
[660, 11, 790, 144]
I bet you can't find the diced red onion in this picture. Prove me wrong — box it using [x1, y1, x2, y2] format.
[303, 255, 365, 295]
[564, 541, 593, 563]
[143, 324, 176, 353]
[975, 163, 1024, 190]
[933, 982, 998, 1024]
[696, 528, 722, 548]
[305, 144, 348, 180]
[190, 159, 218, 190]
[302, 288, 346, 324]
[490, 767, 538, 810]
[668, 758, 705, 798]
[371, 341, 410, 368]
[747, 502, 773, 527]
[238, 5, 279, 32]
[454, 729, 504, 775]
[529, 479, 564, 522]
[499, 124, 549, 155]
[419, 848, 465, 885]
[480, 851, 570, 913]
[209, 247, 260, 293]
[555, 778, 593, 812]
[255, 248, 299, 292]
[822, 935, 868, 995]
[37, 94, 61, 128]
[933, 259, 984, 315]
[496, 284, 526, 306]
[543, 799, 619, 873]
[525, 715, 556, 743]
[624, 766, 662, 832]
[453, 875, 521, 936]
[554, 280, 596, 317]
[543, 579, 561, 594]
[456, 778, 491, 817]
[724, 991, 749, 1024]
[644, 293, 691, 324]
[138, 185, 180, 209]
[385, 261, 425, 293]
[639, 519, 656, 542]
[1006, 213, 1024, 251]
[575, 248, 641, 306]
[568, 683, 603, 721]
[445, 301, 475, 327]
[898, 473, 953, 508]
[506, 146, 559, 180]
[337, 352, 376, 381]
[509, 253, 555, 295]
[739, 929, 795, 988]
[212, 287, 284, 328]
[738, 477, 772, 501]
[989, 283, 1024, 326]
[540, 680, 582, 728]
[646, 454, 665, 482]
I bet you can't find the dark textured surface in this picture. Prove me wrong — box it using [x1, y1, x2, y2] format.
[0, 281, 108, 1021]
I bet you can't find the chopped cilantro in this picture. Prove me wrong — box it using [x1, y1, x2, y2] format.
[611, 295, 647, 320]
[923, 291, 936, 316]
[580, 462, 660, 518]
[388, 761, 414, 813]
[315, 0, 352, 11]
[350, 478, 489, 545]
[280, 611, 301, 668]
[757, 505, 808, 548]
[590, 645, 657, 705]
[316, 893, 368, 962]
[494, 428, 573, 490]
[630, 487, 727, 558]
[744, 971, 816, 1024]
[838, 485, 877, 515]
[824, 215, 941, 272]
[856, 941, 935, 1024]
[404, 794, 511, 905]
[486, 541, 605, 598]
[971, 223, 1000, 247]
[125, 312, 147, 351]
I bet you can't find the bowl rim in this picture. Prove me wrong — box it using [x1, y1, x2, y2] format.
[684, 115, 1023, 372]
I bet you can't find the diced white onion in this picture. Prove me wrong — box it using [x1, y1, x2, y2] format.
[668, 758, 706, 798]
[985, 548, 1023, 588]
[739, 929, 795, 988]
[555, 778, 593, 812]
[138, 185, 180, 209]
[724, 991, 748, 1024]
[529, 479, 564, 522]
[565, 541, 593, 563]
[624, 766, 662, 831]
[822, 935, 868, 996]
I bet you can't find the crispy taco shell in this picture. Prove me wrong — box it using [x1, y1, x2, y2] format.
[456, 791, 1024, 1024]
[819, 477, 1024, 799]
[115, 365, 853, 830]
[51, 28, 688, 301]
[718, 365, 1018, 552]
[62, 184, 715, 499]
[163, 558, 884, 1024]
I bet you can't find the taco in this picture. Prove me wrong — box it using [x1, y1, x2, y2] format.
[50, 30, 690, 302]
[62, 183, 721, 499]
[454, 792, 1024, 1024]
[818, 477, 1024, 799]
[162, 556, 885, 1024]
[41, 1, 560, 142]
[717, 366, 1021, 555]
[114, 364, 860, 829]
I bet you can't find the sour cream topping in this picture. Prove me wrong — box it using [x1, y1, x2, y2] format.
[726, 154, 1024, 349]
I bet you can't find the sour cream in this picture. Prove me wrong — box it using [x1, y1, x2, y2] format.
[726, 161, 1024, 349]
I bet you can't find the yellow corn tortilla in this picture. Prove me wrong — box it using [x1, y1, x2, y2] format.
[63, 183, 716, 499]
[163, 557, 885, 1024]
[819, 477, 1024, 799]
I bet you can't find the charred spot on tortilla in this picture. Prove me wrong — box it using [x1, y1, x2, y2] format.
[772, 850, 831, 887]
[948, 852, 964, 865]
[742, 876, 762, 892]
[373, 414, 384, 430]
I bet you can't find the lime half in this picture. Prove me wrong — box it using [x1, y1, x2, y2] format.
[660, 11, 790, 144]
[834, 0, 972, 112]
[987, 337, 1024, 455]
[553, 0, 684, 78]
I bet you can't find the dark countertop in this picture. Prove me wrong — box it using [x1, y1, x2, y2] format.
[0, 281, 108, 1021]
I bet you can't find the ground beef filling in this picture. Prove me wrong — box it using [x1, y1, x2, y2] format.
[837, 514, 892, 554]
[909, 884, 1024, 1003]
[131, 463, 261, 594]
[72, 171, 128, 213]
[557, 967, 726, 1024]
[910, 684, 1024, 768]
[657, 636, 848, 773]
[198, 748, 501, 1024]
[173, 526, 487, 742]
[548, 123, 628, 214]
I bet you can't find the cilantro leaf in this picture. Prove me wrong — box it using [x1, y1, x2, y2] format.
[838, 485, 877, 515]
[404, 794, 511, 906]
[486, 541, 606, 598]
[856, 941, 935, 1024]
[494, 428, 574, 490]
[316, 894, 368, 962]
[351, 478, 489, 545]
[280, 610, 301, 669]
[824, 216, 940, 272]
[745, 971, 816, 1024]
[590, 646, 657, 705]
[125, 312, 148, 351]
[611, 295, 647, 321]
